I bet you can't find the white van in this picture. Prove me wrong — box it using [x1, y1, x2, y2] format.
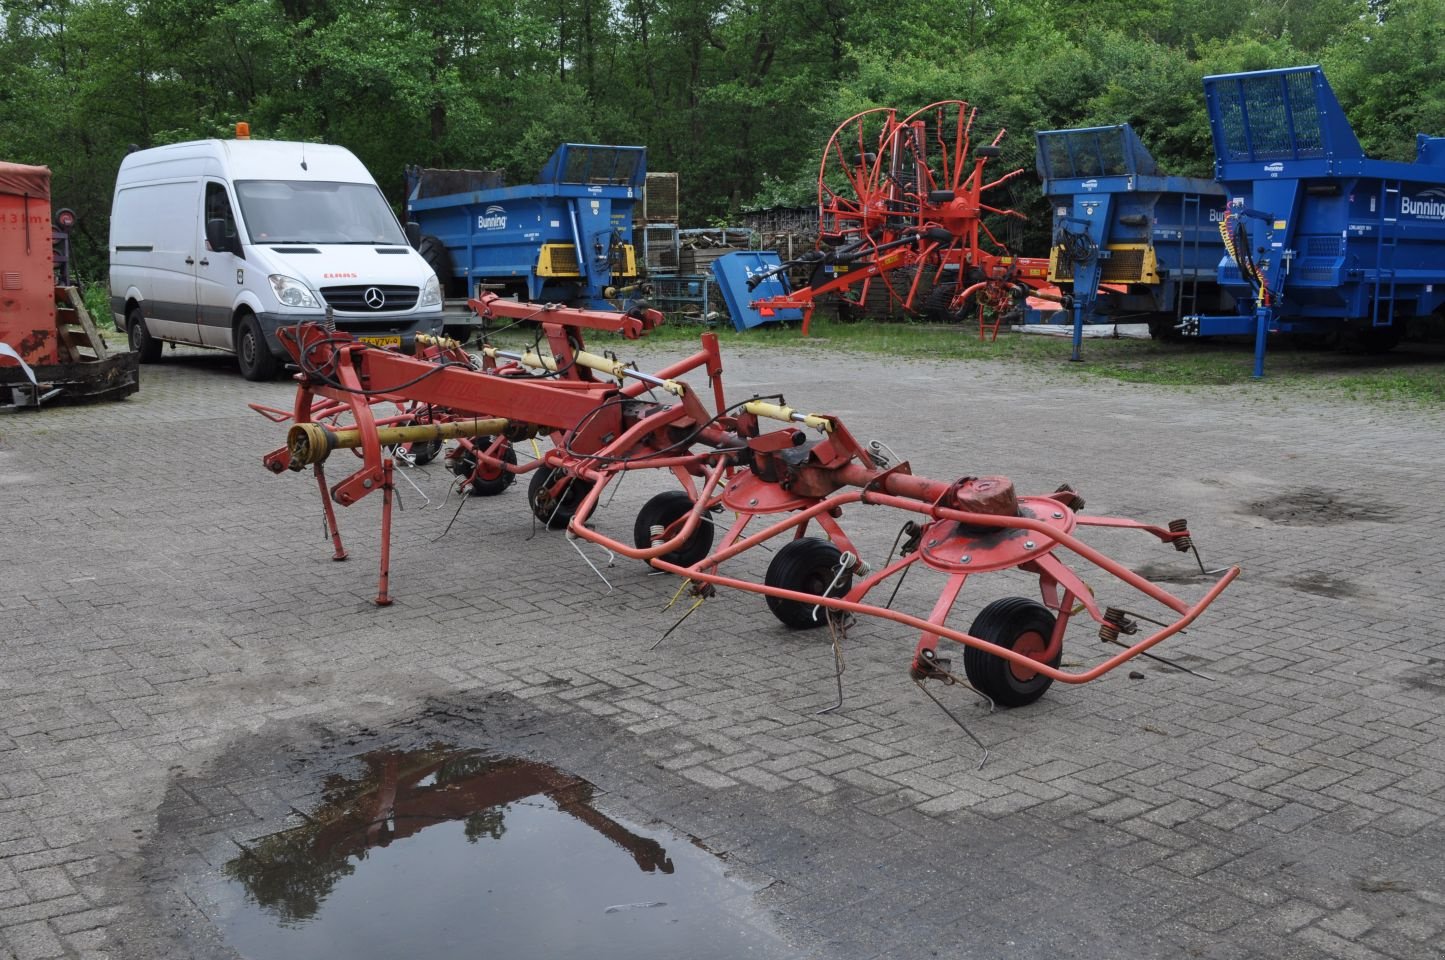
[109, 136, 443, 380]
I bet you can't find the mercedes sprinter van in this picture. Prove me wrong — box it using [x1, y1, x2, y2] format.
[109, 136, 443, 380]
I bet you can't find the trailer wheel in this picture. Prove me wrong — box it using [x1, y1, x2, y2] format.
[127, 306, 162, 363]
[764, 538, 852, 629]
[1148, 317, 1184, 342]
[962, 597, 1059, 707]
[455, 442, 517, 496]
[236, 312, 278, 381]
[527, 465, 594, 529]
[1344, 325, 1402, 354]
[419, 235, 454, 296]
[632, 491, 715, 568]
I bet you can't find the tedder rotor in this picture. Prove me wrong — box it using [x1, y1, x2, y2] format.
[256, 298, 1237, 760]
[747, 101, 1051, 336]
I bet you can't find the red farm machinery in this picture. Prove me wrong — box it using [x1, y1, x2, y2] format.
[736, 101, 1051, 336]
[0, 162, 139, 408]
[255, 296, 1236, 761]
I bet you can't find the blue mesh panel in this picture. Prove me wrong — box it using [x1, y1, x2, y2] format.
[1307, 236, 1342, 258]
[1285, 72, 1325, 158]
[1037, 129, 1134, 178]
[1217, 70, 1326, 162]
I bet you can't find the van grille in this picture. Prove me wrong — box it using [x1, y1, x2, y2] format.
[320, 284, 419, 312]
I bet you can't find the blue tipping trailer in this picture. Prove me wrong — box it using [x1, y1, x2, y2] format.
[1034, 124, 1230, 358]
[405, 144, 646, 310]
[1192, 65, 1445, 376]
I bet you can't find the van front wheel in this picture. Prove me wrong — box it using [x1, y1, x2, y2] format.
[127, 306, 162, 363]
[236, 313, 278, 381]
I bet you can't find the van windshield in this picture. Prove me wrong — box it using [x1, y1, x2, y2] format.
[234, 180, 408, 245]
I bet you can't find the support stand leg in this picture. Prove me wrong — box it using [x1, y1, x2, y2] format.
[1252, 305, 1270, 379]
[376, 458, 395, 607]
[314, 464, 348, 561]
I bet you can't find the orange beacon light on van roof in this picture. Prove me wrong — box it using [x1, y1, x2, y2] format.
[235, 122, 251, 140]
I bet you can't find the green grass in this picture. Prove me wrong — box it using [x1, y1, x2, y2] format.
[80, 282, 116, 331]
[596, 314, 1445, 404]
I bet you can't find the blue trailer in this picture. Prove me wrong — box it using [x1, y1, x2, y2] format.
[1191, 65, 1445, 376]
[405, 143, 646, 311]
[1034, 124, 1230, 358]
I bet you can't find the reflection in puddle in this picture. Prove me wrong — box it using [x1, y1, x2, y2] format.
[215, 745, 788, 959]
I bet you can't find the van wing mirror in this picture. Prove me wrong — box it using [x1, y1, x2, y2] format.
[405, 221, 422, 249]
[207, 218, 243, 258]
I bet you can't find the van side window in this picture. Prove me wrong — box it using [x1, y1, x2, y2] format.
[205, 182, 239, 254]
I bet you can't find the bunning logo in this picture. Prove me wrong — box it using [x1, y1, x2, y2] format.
[477, 204, 507, 230]
[1264, 162, 1284, 174]
[1401, 187, 1445, 220]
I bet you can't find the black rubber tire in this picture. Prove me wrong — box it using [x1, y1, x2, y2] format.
[922, 282, 958, 322]
[454, 442, 517, 496]
[527, 465, 594, 529]
[236, 312, 278, 381]
[1344, 325, 1402, 354]
[962, 597, 1060, 708]
[632, 491, 715, 568]
[407, 438, 443, 466]
[763, 538, 852, 629]
[127, 305, 162, 363]
[1148, 317, 1184, 342]
[419, 234, 455, 298]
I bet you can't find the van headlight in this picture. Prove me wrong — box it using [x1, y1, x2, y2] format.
[420, 274, 442, 307]
[268, 274, 319, 308]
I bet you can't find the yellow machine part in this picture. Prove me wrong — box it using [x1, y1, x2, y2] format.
[537, 244, 581, 277]
[535, 244, 638, 278]
[1049, 243, 1159, 285]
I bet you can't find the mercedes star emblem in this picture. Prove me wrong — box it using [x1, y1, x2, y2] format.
[364, 286, 385, 309]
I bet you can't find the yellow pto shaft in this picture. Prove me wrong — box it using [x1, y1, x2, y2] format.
[287, 417, 511, 467]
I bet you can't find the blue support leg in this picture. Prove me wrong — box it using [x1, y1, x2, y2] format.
[1070, 302, 1085, 362]
[1252, 305, 1270, 379]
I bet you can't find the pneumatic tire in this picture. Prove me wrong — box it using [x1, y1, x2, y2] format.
[961, 597, 1060, 707]
[236, 313, 278, 381]
[763, 538, 852, 629]
[632, 491, 715, 568]
[127, 306, 162, 363]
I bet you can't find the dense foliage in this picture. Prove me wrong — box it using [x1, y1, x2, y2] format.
[1, 0, 1436, 279]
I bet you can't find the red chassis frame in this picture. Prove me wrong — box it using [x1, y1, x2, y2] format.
[259, 313, 1237, 713]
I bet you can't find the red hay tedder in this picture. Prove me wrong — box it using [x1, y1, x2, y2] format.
[255, 297, 1236, 759]
[745, 101, 1054, 337]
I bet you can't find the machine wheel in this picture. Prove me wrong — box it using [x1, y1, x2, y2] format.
[527, 465, 594, 529]
[419, 234, 454, 296]
[126, 306, 162, 362]
[454, 442, 517, 496]
[962, 597, 1060, 707]
[632, 491, 715, 568]
[236, 312, 278, 381]
[1344, 325, 1402, 354]
[922, 282, 958, 322]
[1148, 317, 1184, 342]
[763, 537, 852, 629]
[407, 438, 443, 466]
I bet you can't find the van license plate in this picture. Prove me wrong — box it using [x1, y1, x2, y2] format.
[358, 335, 402, 349]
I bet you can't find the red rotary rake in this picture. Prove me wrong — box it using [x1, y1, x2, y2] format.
[257, 299, 1237, 757]
[748, 100, 1052, 336]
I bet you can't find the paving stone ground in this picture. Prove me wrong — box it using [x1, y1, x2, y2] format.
[0, 337, 1442, 960]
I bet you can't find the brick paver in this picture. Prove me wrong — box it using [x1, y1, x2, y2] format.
[1, 339, 1442, 959]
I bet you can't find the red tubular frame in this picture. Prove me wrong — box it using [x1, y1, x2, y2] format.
[259, 314, 1237, 700]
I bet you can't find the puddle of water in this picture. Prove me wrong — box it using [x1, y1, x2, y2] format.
[212, 746, 789, 960]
